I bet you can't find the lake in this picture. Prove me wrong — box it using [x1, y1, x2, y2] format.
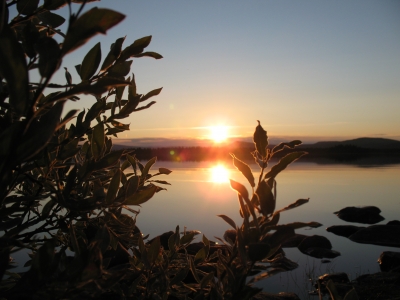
[137, 159, 400, 298]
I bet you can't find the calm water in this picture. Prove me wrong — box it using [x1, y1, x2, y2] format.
[138, 160, 400, 298]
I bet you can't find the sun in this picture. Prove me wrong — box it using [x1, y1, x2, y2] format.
[209, 125, 228, 143]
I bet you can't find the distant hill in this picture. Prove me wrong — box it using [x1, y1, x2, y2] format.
[303, 137, 400, 149]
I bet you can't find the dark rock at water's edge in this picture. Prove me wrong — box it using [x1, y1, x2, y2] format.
[304, 247, 341, 259]
[297, 235, 332, 252]
[334, 206, 384, 224]
[315, 272, 351, 295]
[252, 292, 300, 300]
[355, 272, 400, 300]
[314, 272, 400, 300]
[349, 225, 400, 247]
[379, 251, 400, 272]
[281, 234, 307, 248]
[297, 235, 341, 259]
[326, 225, 365, 238]
[387, 220, 400, 226]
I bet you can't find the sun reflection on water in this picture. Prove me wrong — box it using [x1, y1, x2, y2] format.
[209, 164, 230, 183]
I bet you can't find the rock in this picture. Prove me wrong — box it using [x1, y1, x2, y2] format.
[252, 292, 300, 300]
[378, 251, 400, 272]
[281, 234, 307, 248]
[297, 235, 332, 252]
[304, 247, 341, 259]
[316, 273, 351, 297]
[326, 225, 365, 237]
[387, 220, 400, 226]
[349, 225, 400, 247]
[355, 272, 400, 299]
[334, 206, 384, 224]
[318, 272, 350, 284]
[297, 235, 340, 259]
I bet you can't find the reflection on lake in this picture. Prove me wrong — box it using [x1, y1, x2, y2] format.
[209, 164, 230, 183]
[137, 160, 400, 298]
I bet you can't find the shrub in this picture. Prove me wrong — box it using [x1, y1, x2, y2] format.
[1, 1, 324, 299]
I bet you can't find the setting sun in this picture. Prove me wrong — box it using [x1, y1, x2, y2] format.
[209, 126, 229, 143]
[209, 165, 229, 183]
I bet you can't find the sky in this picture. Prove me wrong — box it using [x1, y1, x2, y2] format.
[20, 1, 400, 145]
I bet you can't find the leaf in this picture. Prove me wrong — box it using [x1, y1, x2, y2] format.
[106, 128, 124, 136]
[272, 140, 302, 154]
[247, 270, 283, 284]
[147, 237, 160, 265]
[217, 215, 237, 230]
[106, 169, 121, 205]
[92, 150, 124, 171]
[75, 64, 81, 76]
[36, 37, 61, 78]
[248, 243, 271, 261]
[118, 36, 152, 62]
[256, 181, 275, 216]
[37, 10, 65, 28]
[169, 267, 189, 286]
[52, 78, 130, 104]
[253, 120, 268, 157]
[22, 21, 40, 58]
[62, 8, 125, 56]
[140, 87, 162, 102]
[111, 120, 130, 131]
[58, 109, 78, 130]
[194, 246, 208, 264]
[16, 101, 64, 162]
[264, 152, 307, 180]
[80, 42, 101, 80]
[274, 198, 309, 215]
[0, 26, 29, 116]
[200, 272, 214, 289]
[107, 60, 132, 77]
[202, 234, 210, 246]
[134, 51, 163, 59]
[141, 157, 157, 179]
[189, 257, 201, 283]
[85, 100, 106, 125]
[180, 232, 195, 245]
[42, 200, 56, 218]
[229, 179, 249, 200]
[125, 185, 157, 206]
[230, 153, 255, 187]
[125, 176, 139, 200]
[151, 180, 170, 185]
[91, 122, 104, 160]
[17, 0, 39, 15]
[158, 168, 172, 175]
[326, 280, 343, 300]
[101, 36, 126, 71]
[43, 0, 67, 10]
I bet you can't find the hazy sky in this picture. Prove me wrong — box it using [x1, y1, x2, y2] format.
[47, 1, 400, 142]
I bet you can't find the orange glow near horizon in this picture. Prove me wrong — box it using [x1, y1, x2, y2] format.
[209, 125, 229, 143]
[209, 164, 230, 183]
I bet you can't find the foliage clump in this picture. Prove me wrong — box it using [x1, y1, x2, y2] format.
[1, 1, 325, 299]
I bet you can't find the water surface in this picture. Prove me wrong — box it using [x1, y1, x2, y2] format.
[138, 160, 400, 298]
